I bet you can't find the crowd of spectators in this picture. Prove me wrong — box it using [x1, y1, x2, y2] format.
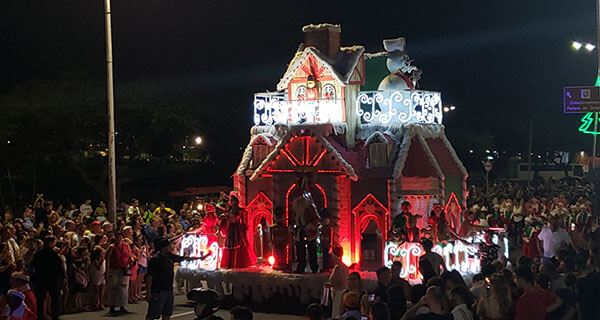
[0, 194, 211, 320]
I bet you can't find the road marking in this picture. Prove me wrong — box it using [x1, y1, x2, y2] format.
[172, 311, 195, 318]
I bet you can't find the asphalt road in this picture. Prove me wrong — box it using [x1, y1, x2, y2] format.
[61, 293, 304, 320]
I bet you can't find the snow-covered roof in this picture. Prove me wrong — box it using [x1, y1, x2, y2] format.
[235, 133, 276, 176]
[276, 45, 365, 91]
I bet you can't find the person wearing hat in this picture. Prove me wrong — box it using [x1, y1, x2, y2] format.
[145, 237, 208, 320]
[338, 291, 362, 320]
[9, 273, 36, 318]
[186, 288, 223, 320]
[89, 220, 102, 237]
[0, 289, 35, 320]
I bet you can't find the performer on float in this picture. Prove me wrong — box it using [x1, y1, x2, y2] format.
[479, 230, 501, 268]
[200, 203, 219, 245]
[270, 206, 291, 272]
[446, 200, 461, 234]
[428, 204, 446, 242]
[219, 195, 256, 269]
[293, 189, 320, 274]
[405, 215, 420, 242]
[391, 201, 419, 241]
[320, 208, 334, 272]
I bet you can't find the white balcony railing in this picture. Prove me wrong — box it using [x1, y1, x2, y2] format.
[253, 92, 344, 126]
[356, 90, 443, 125]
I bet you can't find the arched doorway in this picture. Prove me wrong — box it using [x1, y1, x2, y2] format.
[246, 192, 273, 262]
[353, 194, 389, 270]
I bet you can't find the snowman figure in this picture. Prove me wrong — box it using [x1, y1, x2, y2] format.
[378, 37, 422, 91]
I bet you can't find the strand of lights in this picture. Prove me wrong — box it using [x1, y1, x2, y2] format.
[254, 93, 344, 126]
[356, 90, 443, 125]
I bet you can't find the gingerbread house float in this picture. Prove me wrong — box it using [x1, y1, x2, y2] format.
[234, 23, 468, 271]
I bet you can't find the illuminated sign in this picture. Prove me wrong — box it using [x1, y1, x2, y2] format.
[384, 232, 509, 282]
[564, 86, 600, 113]
[356, 90, 443, 125]
[579, 112, 600, 135]
[179, 234, 220, 270]
[253, 93, 344, 126]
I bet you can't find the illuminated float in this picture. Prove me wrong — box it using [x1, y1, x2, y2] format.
[178, 23, 474, 306]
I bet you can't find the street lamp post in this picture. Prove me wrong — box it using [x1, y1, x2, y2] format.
[104, 0, 117, 223]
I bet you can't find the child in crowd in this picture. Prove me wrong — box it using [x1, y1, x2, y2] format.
[88, 246, 106, 311]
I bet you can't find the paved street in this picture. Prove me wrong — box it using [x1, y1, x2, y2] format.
[61, 293, 304, 320]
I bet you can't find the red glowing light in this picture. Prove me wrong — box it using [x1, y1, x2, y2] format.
[268, 255, 275, 266]
[314, 183, 328, 208]
[310, 149, 327, 166]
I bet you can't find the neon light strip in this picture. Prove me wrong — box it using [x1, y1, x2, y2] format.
[314, 183, 328, 208]
[318, 170, 343, 174]
[285, 184, 297, 227]
[305, 137, 310, 166]
[267, 169, 295, 173]
[281, 148, 300, 166]
[309, 149, 327, 166]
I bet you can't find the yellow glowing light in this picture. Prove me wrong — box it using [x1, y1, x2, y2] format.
[268, 255, 275, 266]
[342, 254, 352, 266]
[197, 203, 204, 211]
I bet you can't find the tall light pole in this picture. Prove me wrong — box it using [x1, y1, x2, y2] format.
[104, 0, 117, 223]
[594, 0, 600, 170]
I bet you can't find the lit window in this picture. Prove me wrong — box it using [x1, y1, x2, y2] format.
[322, 84, 336, 100]
[296, 86, 307, 100]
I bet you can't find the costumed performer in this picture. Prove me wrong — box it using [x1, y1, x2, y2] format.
[219, 195, 256, 269]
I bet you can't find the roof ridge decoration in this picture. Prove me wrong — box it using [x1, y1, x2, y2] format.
[301, 23, 341, 33]
[276, 46, 365, 91]
[235, 133, 277, 176]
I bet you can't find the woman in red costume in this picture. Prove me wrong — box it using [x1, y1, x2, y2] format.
[220, 195, 256, 269]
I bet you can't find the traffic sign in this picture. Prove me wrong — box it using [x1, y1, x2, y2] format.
[484, 160, 492, 172]
[564, 86, 600, 113]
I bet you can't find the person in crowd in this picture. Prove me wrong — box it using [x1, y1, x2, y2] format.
[373, 267, 392, 303]
[479, 230, 501, 268]
[229, 306, 253, 320]
[127, 199, 142, 222]
[338, 291, 362, 320]
[329, 246, 348, 318]
[145, 237, 206, 320]
[390, 261, 412, 301]
[370, 302, 390, 320]
[387, 285, 407, 320]
[470, 264, 496, 300]
[458, 211, 475, 237]
[514, 266, 562, 320]
[31, 235, 64, 320]
[537, 217, 573, 264]
[418, 238, 446, 283]
[9, 273, 36, 318]
[94, 201, 107, 221]
[105, 232, 131, 315]
[186, 288, 224, 320]
[476, 273, 512, 320]
[340, 272, 367, 315]
[449, 286, 474, 320]
[88, 246, 106, 311]
[306, 303, 323, 320]
[0, 289, 36, 320]
[401, 286, 452, 320]
[145, 217, 162, 249]
[133, 233, 148, 301]
[539, 262, 566, 292]
[79, 200, 93, 216]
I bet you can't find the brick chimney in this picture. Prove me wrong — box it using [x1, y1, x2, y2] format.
[302, 23, 341, 59]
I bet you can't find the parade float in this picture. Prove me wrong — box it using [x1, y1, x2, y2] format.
[178, 23, 491, 308]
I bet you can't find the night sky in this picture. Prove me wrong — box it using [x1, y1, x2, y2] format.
[2, 0, 599, 162]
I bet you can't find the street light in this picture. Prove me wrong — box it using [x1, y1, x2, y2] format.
[586, 43, 596, 52]
[194, 136, 203, 145]
[104, 0, 117, 223]
[443, 105, 457, 113]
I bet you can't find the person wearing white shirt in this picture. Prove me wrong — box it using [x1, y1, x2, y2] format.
[450, 286, 474, 320]
[537, 217, 572, 264]
[80, 199, 93, 216]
